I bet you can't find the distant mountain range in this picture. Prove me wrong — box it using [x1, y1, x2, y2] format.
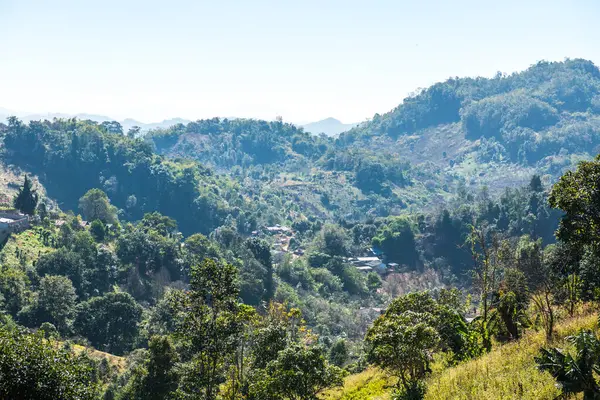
[0, 108, 359, 136]
[0, 108, 192, 132]
[300, 117, 359, 137]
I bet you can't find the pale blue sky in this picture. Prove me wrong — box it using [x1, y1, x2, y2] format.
[0, 0, 598, 123]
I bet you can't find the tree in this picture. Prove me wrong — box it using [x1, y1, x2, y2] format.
[74, 291, 143, 355]
[549, 156, 600, 250]
[118, 335, 179, 400]
[0, 327, 99, 399]
[173, 258, 243, 400]
[497, 268, 528, 340]
[365, 309, 438, 396]
[101, 121, 123, 135]
[329, 338, 348, 367]
[90, 219, 106, 242]
[372, 217, 419, 267]
[536, 330, 600, 399]
[467, 225, 501, 351]
[249, 344, 345, 400]
[36, 248, 85, 296]
[18, 275, 77, 334]
[140, 212, 178, 236]
[13, 175, 38, 215]
[78, 188, 118, 225]
[245, 237, 274, 301]
[315, 224, 350, 257]
[127, 126, 142, 139]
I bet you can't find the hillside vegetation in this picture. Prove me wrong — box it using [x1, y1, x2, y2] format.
[324, 312, 598, 400]
[3, 59, 600, 399]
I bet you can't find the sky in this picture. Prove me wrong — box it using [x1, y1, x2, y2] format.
[0, 0, 599, 124]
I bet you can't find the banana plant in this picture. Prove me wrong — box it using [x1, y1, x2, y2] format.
[536, 330, 600, 400]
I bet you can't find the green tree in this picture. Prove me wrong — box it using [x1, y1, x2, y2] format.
[249, 344, 345, 400]
[127, 126, 142, 139]
[74, 291, 143, 355]
[0, 327, 99, 399]
[372, 217, 418, 267]
[140, 212, 178, 236]
[245, 237, 275, 301]
[79, 188, 118, 224]
[549, 156, 600, 250]
[118, 335, 179, 400]
[90, 219, 107, 242]
[18, 275, 77, 334]
[173, 258, 243, 400]
[329, 338, 348, 367]
[315, 224, 350, 257]
[13, 175, 38, 215]
[365, 308, 438, 396]
[467, 225, 500, 351]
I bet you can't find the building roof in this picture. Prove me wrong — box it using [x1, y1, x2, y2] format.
[356, 257, 381, 262]
[356, 266, 373, 272]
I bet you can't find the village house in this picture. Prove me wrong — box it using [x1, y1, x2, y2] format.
[350, 256, 387, 275]
[0, 210, 31, 242]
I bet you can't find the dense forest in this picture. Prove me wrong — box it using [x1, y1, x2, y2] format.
[2, 59, 600, 399]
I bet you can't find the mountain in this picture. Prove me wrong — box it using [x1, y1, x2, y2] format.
[3, 59, 600, 400]
[0, 109, 190, 132]
[301, 117, 359, 136]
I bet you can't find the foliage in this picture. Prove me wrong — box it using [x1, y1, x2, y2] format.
[79, 188, 118, 225]
[372, 217, 418, 267]
[18, 275, 77, 334]
[0, 326, 99, 399]
[536, 330, 600, 399]
[364, 292, 474, 394]
[74, 291, 143, 355]
[14, 174, 39, 215]
[249, 343, 346, 400]
[117, 335, 179, 400]
[172, 258, 243, 399]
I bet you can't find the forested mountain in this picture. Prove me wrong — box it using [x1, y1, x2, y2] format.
[145, 59, 600, 221]
[2, 59, 600, 400]
[339, 59, 600, 191]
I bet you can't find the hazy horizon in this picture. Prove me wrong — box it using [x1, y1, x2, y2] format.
[1, 0, 598, 123]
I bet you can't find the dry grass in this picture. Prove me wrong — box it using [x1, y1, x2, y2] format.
[425, 313, 597, 400]
[72, 344, 127, 372]
[320, 367, 394, 400]
[324, 313, 597, 400]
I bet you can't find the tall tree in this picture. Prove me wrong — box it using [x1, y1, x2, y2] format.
[118, 335, 179, 400]
[13, 175, 38, 215]
[173, 258, 243, 400]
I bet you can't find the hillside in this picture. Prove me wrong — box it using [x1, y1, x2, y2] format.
[323, 312, 598, 400]
[338, 59, 600, 192]
[1, 59, 600, 400]
[142, 60, 600, 220]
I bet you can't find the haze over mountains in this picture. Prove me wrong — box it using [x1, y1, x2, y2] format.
[0, 107, 357, 136]
[300, 117, 360, 136]
[0, 107, 192, 132]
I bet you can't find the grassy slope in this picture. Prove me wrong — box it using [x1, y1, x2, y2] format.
[323, 313, 598, 400]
